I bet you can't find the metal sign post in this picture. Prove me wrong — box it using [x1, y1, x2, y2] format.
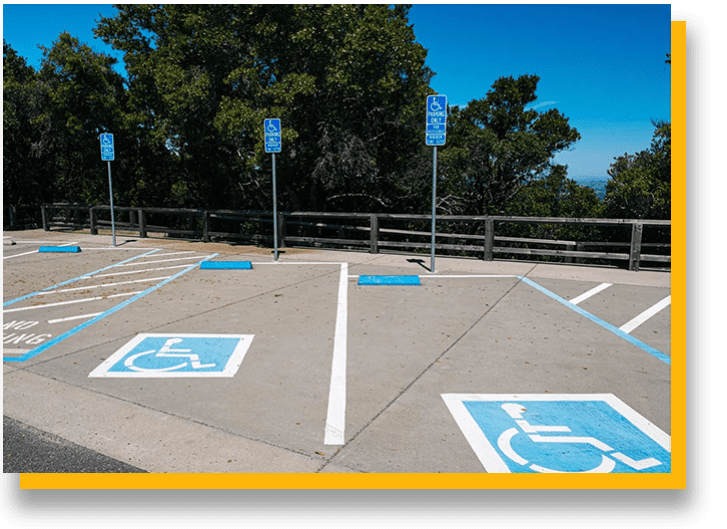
[99, 133, 116, 247]
[431, 146, 437, 272]
[264, 119, 282, 260]
[426, 95, 447, 273]
[272, 153, 278, 260]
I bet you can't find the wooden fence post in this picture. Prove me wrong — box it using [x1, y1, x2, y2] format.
[139, 208, 147, 238]
[483, 217, 494, 261]
[370, 214, 379, 254]
[278, 213, 286, 248]
[565, 242, 575, 264]
[629, 222, 643, 271]
[90, 207, 98, 235]
[41, 205, 49, 231]
[202, 210, 210, 242]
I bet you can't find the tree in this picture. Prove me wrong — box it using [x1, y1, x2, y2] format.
[603, 120, 670, 220]
[500, 164, 602, 218]
[3, 41, 44, 205]
[95, 4, 433, 212]
[496, 164, 604, 243]
[30, 33, 129, 204]
[440, 74, 581, 215]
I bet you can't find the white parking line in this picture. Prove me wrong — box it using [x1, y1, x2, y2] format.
[347, 275, 518, 279]
[421, 274, 519, 278]
[569, 283, 613, 305]
[324, 263, 349, 445]
[619, 296, 671, 334]
[116, 255, 204, 267]
[3, 241, 79, 260]
[3, 249, 41, 259]
[252, 262, 346, 265]
[80, 247, 157, 251]
[37, 276, 173, 295]
[10, 240, 69, 244]
[3, 291, 143, 313]
[148, 251, 196, 257]
[48, 312, 104, 324]
[89, 264, 193, 278]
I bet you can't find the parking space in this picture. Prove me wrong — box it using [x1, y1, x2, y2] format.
[84, 262, 344, 456]
[4, 230, 672, 474]
[332, 271, 670, 473]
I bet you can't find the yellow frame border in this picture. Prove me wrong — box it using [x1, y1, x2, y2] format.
[20, 21, 687, 491]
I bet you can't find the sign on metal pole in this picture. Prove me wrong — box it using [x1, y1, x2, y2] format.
[426, 95, 447, 147]
[426, 95, 447, 273]
[264, 119, 281, 260]
[264, 119, 281, 153]
[100, 132, 115, 161]
[99, 133, 116, 247]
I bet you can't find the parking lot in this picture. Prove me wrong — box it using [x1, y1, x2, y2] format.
[3, 230, 671, 474]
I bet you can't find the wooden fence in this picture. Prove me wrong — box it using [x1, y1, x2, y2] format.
[38, 204, 671, 272]
[3, 205, 43, 230]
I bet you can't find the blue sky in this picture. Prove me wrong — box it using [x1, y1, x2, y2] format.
[2, 3, 671, 181]
[407, 3, 671, 180]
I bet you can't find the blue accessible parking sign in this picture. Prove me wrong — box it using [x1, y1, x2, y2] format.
[264, 118, 281, 153]
[426, 95, 447, 146]
[89, 333, 254, 378]
[442, 393, 671, 473]
[99, 133, 115, 161]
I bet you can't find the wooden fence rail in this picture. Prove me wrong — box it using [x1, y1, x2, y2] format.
[38, 204, 671, 272]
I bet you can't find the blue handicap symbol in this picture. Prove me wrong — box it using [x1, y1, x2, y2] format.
[104, 334, 251, 376]
[463, 399, 671, 473]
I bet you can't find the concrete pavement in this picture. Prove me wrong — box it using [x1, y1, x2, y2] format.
[3, 229, 671, 474]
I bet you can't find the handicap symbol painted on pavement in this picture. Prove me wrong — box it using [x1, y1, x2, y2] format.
[89, 333, 254, 378]
[441, 394, 671, 473]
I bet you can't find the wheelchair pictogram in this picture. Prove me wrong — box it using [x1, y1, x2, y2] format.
[442, 394, 671, 473]
[89, 333, 254, 378]
[123, 338, 216, 373]
[427, 95, 447, 114]
[265, 119, 280, 134]
[496, 403, 662, 473]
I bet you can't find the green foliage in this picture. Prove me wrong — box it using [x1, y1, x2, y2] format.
[34, 33, 129, 204]
[603, 121, 671, 220]
[3, 36, 130, 205]
[3, 41, 43, 204]
[94, 4, 433, 211]
[439, 75, 581, 215]
[496, 164, 605, 243]
[501, 165, 602, 218]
